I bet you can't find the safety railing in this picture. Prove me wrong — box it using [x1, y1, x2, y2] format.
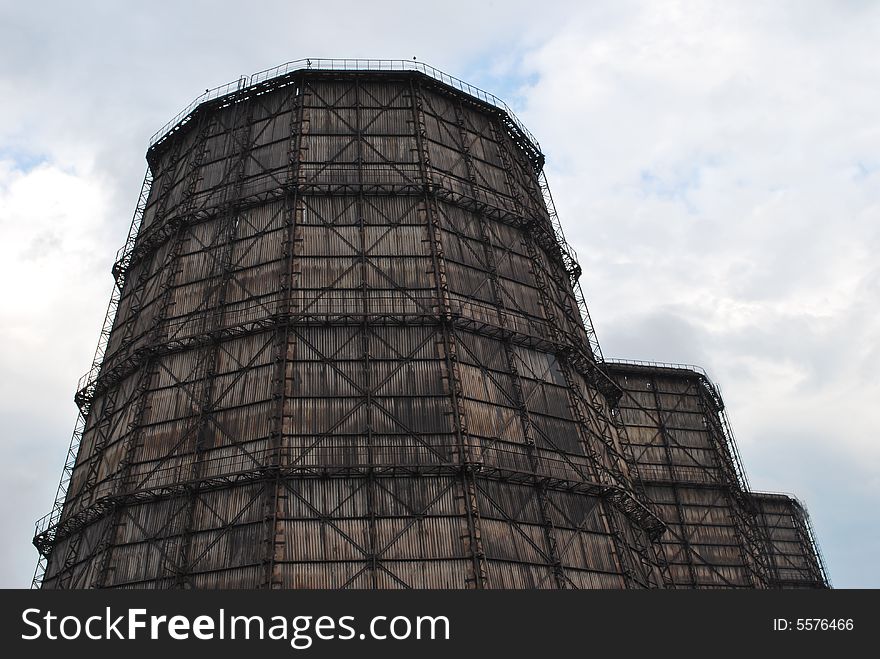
[750, 490, 831, 587]
[149, 58, 541, 154]
[537, 170, 603, 362]
[604, 358, 710, 378]
[606, 357, 753, 492]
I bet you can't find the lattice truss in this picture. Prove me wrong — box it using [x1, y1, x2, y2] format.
[36, 71, 667, 589]
[748, 493, 828, 589]
[608, 365, 774, 589]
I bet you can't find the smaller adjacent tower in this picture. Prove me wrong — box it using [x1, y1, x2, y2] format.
[606, 360, 828, 588]
[33, 60, 667, 590]
[749, 492, 829, 588]
[31, 59, 829, 590]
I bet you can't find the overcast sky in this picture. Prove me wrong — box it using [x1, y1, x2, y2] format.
[1, 0, 877, 588]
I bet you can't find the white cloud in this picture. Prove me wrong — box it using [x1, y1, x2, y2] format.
[0, 0, 876, 587]
[0, 158, 119, 585]
[516, 0, 880, 587]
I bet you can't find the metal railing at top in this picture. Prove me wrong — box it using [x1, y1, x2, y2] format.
[149, 58, 541, 154]
[749, 490, 831, 587]
[604, 358, 710, 378]
[604, 358, 754, 492]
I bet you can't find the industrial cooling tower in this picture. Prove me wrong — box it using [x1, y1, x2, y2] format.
[749, 492, 828, 589]
[33, 60, 668, 589]
[606, 361, 829, 589]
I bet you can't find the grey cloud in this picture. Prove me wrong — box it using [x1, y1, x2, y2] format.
[1, 0, 877, 588]
[518, 2, 880, 586]
[0, 0, 572, 589]
[600, 308, 710, 368]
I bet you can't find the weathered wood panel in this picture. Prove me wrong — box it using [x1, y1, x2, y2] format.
[43, 70, 663, 590]
[749, 493, 828, 588]
[608, 363, 771, 588]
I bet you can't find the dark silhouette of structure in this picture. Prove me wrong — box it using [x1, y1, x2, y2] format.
[606, 361, 828, 588]
[32, 60, 828, 589]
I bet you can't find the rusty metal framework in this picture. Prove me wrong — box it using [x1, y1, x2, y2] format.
[605, 361, 828, 589]
[34, 64, 668, 589]
[32, 62, 828, 590]
[607, 361, 770, 587]
[748, 492, 829, 588]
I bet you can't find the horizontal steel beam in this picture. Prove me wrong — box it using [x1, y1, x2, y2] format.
[34, 460, 665, 557]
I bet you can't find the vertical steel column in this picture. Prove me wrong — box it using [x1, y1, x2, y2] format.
[694, 385, 772, 588]
[491, 116, 648, 588]
[263, 75, 306, 589]
[410, 79, 487, 588]
[171, 92, 257, 588]
[794, 501, 829, 586]
[454, 99, 566, 588]
[607, 391, 674, 589]
[353, 77, 380, 588]
[649, 375, 699, 588]
[102, 112, 215, 588]
[71, 137, 187, 515]
[695, 390, 762, 587]
[56, 111, 215, 588]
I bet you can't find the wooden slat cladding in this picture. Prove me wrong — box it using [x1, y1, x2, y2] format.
[43, 71, 664, 589]
[749, 493, 827, 588]
[607, 364, 774, 589]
